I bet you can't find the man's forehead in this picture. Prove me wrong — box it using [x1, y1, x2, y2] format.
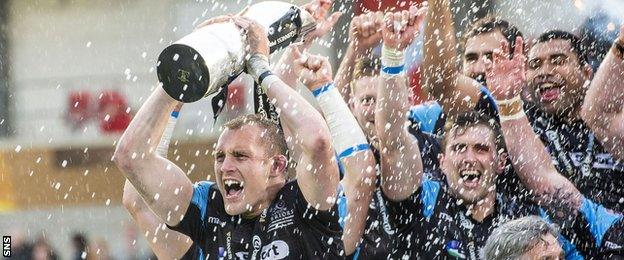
[216, 125, 261, 149]
[465, 30, 506, 53]
[353, 76, 380, 94]
[529, 39, 574, 58]
[446, 125, 496, 145]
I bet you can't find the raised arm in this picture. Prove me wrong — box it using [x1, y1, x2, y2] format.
[422, 0, 481, 116]
[121, 104, 194, 259]
[113, 87, 193, 227]
[239, 17, 339, 211]
[334, 11, 383, 102]
[376, 6, 427, 202]
[581, 26, 624, 161]
[293, 48, 376, 254]
[486, 38, 582, 210]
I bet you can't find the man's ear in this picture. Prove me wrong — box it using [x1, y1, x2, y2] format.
[495, 152, 508, 175]
[269, 154, 288, 178]
[582, 63, 593, 81]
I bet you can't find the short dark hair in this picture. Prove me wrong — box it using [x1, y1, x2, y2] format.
[350, 56, 381, 94]
[223, 114, 288, 158]
[536, 30, 589, 66]
[462, 16, 523, 56]
[441, 110, 505, 154]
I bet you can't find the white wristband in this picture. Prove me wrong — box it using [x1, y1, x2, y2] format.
[381, 45, 405, 67]
[495, 95, 521, 105]
[499, 110, 526, 122]
[313, 83, 370, 159]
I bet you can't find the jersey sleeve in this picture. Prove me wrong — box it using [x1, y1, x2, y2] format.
[408, 101, 443, 135]
[167, 181, 218, 246]
[570, 198, 623, 256]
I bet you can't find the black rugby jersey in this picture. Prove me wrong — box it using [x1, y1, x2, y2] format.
[339, 147, 396, 260]
[169, 181, 345, 260]
[525, 104, 624, 212]
[409, 87, 624, 212]
[383, 174, 536, 260]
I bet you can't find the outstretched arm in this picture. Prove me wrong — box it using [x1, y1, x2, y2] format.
[486, 38, 583, 210]
[422, 0, 482, 116]
[376, 6, 428, 202]
[240, 17, 339, 211]
[581, 26, 624, 161]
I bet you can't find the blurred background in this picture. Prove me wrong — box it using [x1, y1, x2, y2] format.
[0, 0, 620, 258]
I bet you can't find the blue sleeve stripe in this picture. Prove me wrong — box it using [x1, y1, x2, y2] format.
[381, 65, 405, 74]
[170, 111, 180, 118]
[579, 197, 623, 247]
[198, 247, 205, 260]
[408, 103, 443, 134]
[480, 86, 498, 112]
[312, 82, 335, 97]
[191, 181, 214, 222]
[336, 185, 348, 229]
[352, 246, 361, 260]
[420, 178, 441, 218]
[338, 144, 370, 159]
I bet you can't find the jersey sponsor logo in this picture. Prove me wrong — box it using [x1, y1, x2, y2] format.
[233, 240, 290, 260]
[260, 240, 290, 259]
[267, 201, 294, 232]
[250, 235, 262, 259]
[374, 189, 395, 235]
[208, 216, 221, 225]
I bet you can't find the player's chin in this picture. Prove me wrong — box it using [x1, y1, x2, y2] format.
[224, 202, 246, 216]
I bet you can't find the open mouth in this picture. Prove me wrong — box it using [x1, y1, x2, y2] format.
[459, 170, 481, 189]
[223, 179, 244, 199]
[537, 82, 562, 103]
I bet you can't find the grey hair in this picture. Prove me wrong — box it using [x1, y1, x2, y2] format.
[481, 216, 560, 260]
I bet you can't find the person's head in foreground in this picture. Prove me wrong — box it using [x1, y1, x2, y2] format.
[440, 111, 506, 204]
[213, 114, 289, 217]
[482, 215, 563, 260]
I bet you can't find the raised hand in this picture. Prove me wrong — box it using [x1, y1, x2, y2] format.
[293, 48, 333, 90]
[381, 5, 428, 51]
[233, 17, 270, 57]
[301, 0, 342, 46]
[349, 11, 384, 54]
[485, 36, 526, 100]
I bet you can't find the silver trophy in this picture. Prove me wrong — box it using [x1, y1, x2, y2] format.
[157, 1, 317, 103]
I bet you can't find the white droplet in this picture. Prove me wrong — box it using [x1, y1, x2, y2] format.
[106, 199, 111, 205]
[86, 41, 92, 47]
[61, 160, 68, 168]
[15, 145, 21, 152]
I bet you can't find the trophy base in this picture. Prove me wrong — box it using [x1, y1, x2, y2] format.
[157, 44, 210, 103]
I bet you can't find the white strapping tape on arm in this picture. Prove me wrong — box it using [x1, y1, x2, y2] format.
[312, 82, 370, 159]
[156, 110, 179, 157]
